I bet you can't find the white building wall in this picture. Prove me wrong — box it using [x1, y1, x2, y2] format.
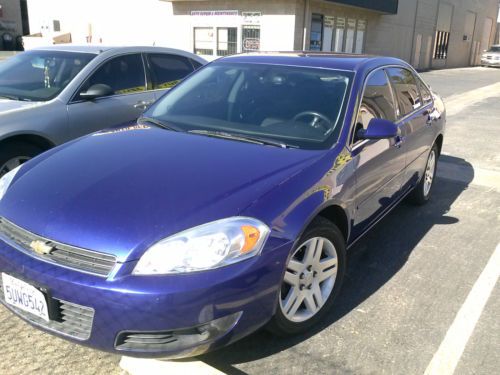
[26, 0, 176, 47]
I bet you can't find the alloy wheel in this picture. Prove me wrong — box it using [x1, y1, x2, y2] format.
[423, 149, 436, 197]
[280, 237, 338, 323]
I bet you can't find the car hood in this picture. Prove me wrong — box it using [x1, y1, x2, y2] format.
[0, 99, 44, 114]
[0, 125, 322, 262]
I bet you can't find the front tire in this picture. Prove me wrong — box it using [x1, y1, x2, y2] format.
[408, 143, 438, 205]
[267, 217, 346, 336]
[0, 142, 43, 177]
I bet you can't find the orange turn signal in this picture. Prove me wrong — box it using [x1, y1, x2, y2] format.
[241, 225, 261, 253]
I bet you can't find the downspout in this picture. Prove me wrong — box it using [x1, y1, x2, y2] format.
[302, 0, 310, 50]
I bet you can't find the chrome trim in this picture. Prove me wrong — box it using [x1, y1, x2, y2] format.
[0, 217, 116, 278]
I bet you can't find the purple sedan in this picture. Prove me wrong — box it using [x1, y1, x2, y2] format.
[0, 52, 445, 358]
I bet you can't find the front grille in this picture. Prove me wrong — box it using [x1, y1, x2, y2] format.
[0, 280, 94, 340]
[0, 217, 116, 277]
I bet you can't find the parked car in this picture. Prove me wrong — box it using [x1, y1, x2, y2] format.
[481, 45, 500, 67]
[0, 45, 206, 176]
[0, 52, 445, 358]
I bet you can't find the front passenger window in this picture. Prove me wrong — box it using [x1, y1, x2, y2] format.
[354, 69, 396, 142]
[79, 54, 146, 98]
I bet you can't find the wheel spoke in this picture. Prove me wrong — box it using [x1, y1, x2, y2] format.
[282, 288, 303, 316]
[312, 282, 323, 307]
[303, 292, 318, 313]
[283, 271, 299, 286]
[318, 257, 337, 282]
[287, 259, 303, 273]
[304, 237, 323, 265]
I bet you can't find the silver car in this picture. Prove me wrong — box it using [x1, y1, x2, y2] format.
[481, 45, 500, 67]
[0, 45, 206, 176]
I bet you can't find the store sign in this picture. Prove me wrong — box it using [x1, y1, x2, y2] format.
[191, 10, 238, 17]
[242, 12, 261, 25]
[336, 17, 345, 29]
[324, 16, 335, 28]
[243, 38, 260, 51]
[347, 18, 356, 29]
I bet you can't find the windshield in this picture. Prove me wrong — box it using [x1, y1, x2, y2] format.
[0, 50, 96, 101]
[487, 46, 500, 52]
[148, 62, 354, 149]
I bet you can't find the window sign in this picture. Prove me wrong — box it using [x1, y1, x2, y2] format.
[344, 18, 356, 53]
[324, 16, 334, 28]
[242, 12, 261, 25]
[334, 17, 345, 52]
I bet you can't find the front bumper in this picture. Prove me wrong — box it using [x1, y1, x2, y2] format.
[481, 58, 500, 66]
[0, 238, 292, 358]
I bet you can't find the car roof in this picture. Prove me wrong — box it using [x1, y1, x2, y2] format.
[217, 51, 408, 72]
[29, 45, 206, 61]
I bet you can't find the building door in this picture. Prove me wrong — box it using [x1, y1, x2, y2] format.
[465, 11, 476, 66]
[242, 25, 260, 52]
[309, 14, 323, 51]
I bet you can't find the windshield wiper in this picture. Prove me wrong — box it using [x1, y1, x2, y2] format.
[0, 94, 30, 101]
[138, 116, 182, 132]
[188, 130, 297, 149]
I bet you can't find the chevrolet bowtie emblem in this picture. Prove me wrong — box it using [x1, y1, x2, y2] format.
[30, 240, 53, 256]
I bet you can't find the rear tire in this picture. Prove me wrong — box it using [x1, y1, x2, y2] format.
[267, 217, 346, 336]
[408, 143, 438, 205]
[0, 142, 43, 177]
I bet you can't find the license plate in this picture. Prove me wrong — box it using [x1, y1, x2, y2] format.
[2, 273, 49, 322]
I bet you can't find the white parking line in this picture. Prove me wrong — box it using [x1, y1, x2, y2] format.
[120, 356, 226, 375]
[424, 243, 500, 375]
[444, 82, 500, 116]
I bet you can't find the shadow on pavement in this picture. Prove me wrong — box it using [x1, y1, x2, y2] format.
[201, 154, 473, 374]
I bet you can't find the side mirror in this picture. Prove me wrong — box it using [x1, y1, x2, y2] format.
[357, 118, 399, 140]
[80, 84, 114, 100]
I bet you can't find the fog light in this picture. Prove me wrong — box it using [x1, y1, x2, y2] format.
[115, 312, 242, 353]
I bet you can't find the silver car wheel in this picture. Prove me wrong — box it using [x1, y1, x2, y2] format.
[423, 149, 436, 197]
[280, 237, 338, 323]
[0, 156, 30, 177]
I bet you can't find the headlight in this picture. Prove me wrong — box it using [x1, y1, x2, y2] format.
[0, 166, 22, 201]
[133, 217, 270, 275]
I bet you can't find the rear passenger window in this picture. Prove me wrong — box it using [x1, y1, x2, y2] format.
[148, 54, 194, 89]
[386, 67, 422, 117]
[417, 77, 432, 105]
[354, 69, 396, 142]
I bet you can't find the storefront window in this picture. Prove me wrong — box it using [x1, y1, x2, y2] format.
[334, 17, 345, 52]
[217, 27, 237, 56]
[344, 18, 356, 53]
[194, 27, 214, 56]
[355, 20, 366, 54]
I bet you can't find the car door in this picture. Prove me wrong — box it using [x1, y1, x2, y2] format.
[385, 67, 436, 188]
[145, 53, 198, 100]
[350, 68, 407, 237]
[66, 53, 156, 139]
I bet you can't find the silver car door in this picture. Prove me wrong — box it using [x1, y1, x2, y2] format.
[66, 53, 155, 139]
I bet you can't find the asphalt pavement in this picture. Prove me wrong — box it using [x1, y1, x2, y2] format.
[0, 67, 499, 375]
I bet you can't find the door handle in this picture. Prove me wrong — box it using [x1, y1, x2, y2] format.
[394, 135, 404, 149]
[134, 100, 154, 110]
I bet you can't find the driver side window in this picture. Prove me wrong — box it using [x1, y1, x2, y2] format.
[353, 69, 396, 143]
[78, 54, 146, 99]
